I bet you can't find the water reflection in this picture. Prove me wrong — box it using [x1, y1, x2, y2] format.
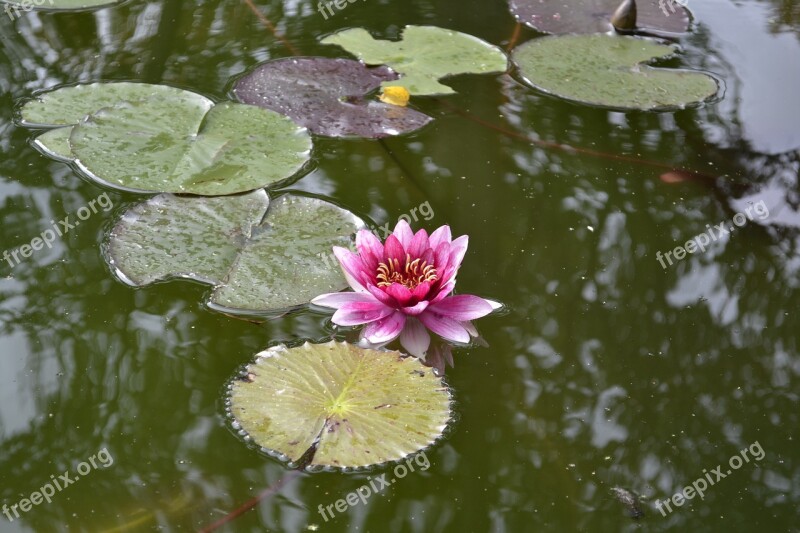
[0, 0, 798, 531]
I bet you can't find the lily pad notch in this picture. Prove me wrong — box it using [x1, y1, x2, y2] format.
[19, 82, 312, 196]
[105, 191, 365, 316]
[227, 341, 453, 469]
[512, 34, 719, 110]
[233, 57, 432, 138]
[320, 25, 508, 95]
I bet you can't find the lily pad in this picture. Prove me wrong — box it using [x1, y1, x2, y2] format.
[19, 82, 312, 195]
[512, 34, 719, 110]
[228, 341, 452, 468]
[320, 26, 508, 95]
[33, 127, 73, 161]
[105, 191, 365, 315]
[23, 83, 211, 162]
[1, 0, 121, 11]
[233, 57, 432, 138]
[20, 82, 211, 127]
[508, 0, 691, 35]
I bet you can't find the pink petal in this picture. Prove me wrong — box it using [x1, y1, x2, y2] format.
[421, 248, 435, 268]
[311, 291, 380, 309]
[411, 280, 433, 301]
[384, 283, 414, 307]
[418, 312, 471, 344]
[333, 247, 368, 292]
[462, 320, 479, 337]
[356, 230, 383, 273]
[429, 225, 452, 249]
[438, 265, 459, 286]
[447, 235, 469, 271]
[392, 220, 414, 248]
[366, 283, 398, 307]
[428, 294, 494, 321]
[362, 311, 406, 344]
[433, 242, 451, 277]
[429, 281, 456, 304]
[401, 301, 429, 316]
[332, 301, 394, 326]
[399, 317, 430, 358]
[486, 299, 503, 310]
[383, 234, 405, 265]
[408, 229, 430, 258]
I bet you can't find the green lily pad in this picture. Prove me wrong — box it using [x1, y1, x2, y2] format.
[23, 83, 210, 163]
[512, 34, 719, 110]
[19, 82, 312, 195]
[33, 127, 73, 161]
[228, 341, 452, 468]
[20, 82, 211, 127]
[1, 0, 121, 11]
[105, 192, 364, 315]
[321, 25, 508, 95]
[508, 0, 691, 35]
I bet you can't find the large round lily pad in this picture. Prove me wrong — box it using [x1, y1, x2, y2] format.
[508, 0, 690, 35]
[19, 82, 312, 195]
[105, 191, 364, 315]
[320, 26, 508, 95]
[512, 34, 719, 110]
[233, 57, 432, 138]
[228, 341, 452, 468]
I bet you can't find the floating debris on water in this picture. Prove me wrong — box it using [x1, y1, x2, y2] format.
[610, 486, 645, 519]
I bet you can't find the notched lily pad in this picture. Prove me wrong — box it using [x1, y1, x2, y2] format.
[233, 57, 432, 138]
[227, 341, 452, 469]
[508, 0, 691, 35]
[105, 191, 364, 315]
[20, 82, 211, 128]
[512, 34, 719, 110]
[321, 25, 508, 95]
[19, 82, 312, 195]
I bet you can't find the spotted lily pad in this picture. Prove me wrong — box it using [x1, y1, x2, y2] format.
[320, 26, 508, 95]
[1, 0, 121, 11]
[105, 191, 364, 315]
[22, 83, 211, 162]
[233, 57, 432, 138]
[19, 82, 311, 195]
[508, 0, 690, 35]
[228, 341, 452, 468]
[512, 34, 719, 110]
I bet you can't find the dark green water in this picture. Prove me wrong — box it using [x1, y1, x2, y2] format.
[1, 0, 799, 531]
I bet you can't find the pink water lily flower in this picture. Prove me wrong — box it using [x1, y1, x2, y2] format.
[311, 220, 500, 358]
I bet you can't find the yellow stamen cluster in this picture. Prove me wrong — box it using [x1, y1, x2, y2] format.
[376, 253, 438, 290]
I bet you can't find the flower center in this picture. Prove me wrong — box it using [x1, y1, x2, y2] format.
[376, 254, 438, 290]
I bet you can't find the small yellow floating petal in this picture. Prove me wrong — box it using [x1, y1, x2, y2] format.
[379, 86, 411, 107]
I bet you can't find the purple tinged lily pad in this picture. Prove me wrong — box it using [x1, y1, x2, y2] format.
[232, 57, 432, 138]
[508, 0, 690, 35]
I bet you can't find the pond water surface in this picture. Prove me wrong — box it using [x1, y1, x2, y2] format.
[1, 0, 799, 531]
